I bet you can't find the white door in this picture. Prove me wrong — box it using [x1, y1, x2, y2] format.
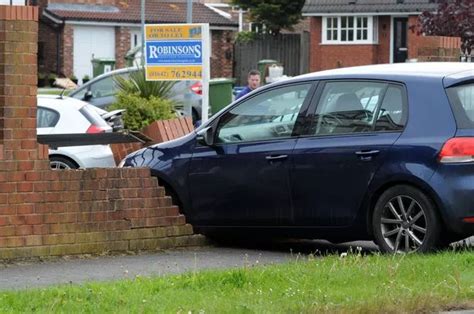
[73, 25, 115, 83]
[0, 0, 24, 4]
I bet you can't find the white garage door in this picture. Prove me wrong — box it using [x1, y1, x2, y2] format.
[0, 0, 24, 4]
[73, 25, 115, 83]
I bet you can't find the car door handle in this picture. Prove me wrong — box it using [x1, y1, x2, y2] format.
[265, 154, 288, 161]
[355, 150, 380, 156]
[355, 150, 380, 161]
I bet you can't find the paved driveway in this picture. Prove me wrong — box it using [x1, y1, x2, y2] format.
[0, 240, 378, 291]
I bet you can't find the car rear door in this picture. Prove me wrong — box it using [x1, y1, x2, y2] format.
[187, 82, 316, 226]
[290, 80, 407, 226]
[36, 106, 60, 135]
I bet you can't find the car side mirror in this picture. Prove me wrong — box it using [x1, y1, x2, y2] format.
[196, 126, 215, 146]
[84, 90, 93, 101]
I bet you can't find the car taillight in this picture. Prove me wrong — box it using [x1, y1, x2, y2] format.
[86, 124, 107, 134]
[190, 82, 202, 95]
[463, 217, 474, 223]
[439, 137, 474, 163]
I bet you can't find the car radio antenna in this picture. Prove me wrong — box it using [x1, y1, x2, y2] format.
[57, 86, 70, 99]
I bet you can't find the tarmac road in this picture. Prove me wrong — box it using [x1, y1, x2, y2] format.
[0, 239, 378, 291]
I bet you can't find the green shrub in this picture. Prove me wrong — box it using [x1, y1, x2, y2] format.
[235, 31, 259, 43]
[109, 92, 175, 130]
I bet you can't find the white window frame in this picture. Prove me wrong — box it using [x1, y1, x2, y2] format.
[322, 16, 378, 44]
[130, 29, 142, 49]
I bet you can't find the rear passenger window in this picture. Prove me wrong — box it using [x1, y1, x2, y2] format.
[374, 85, 406, 131]
[37, 107, 59, 128]
[447, 83, 474, 129]
[311, 81, 406, 135]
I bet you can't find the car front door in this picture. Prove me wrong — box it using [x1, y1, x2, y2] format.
[290, 81, 407, 226]
[187, 83, 315, 226]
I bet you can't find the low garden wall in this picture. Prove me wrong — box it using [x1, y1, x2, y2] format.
[0, 5, 203, 260]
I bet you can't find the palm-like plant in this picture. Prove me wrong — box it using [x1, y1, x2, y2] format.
[114, 66, 178, 102]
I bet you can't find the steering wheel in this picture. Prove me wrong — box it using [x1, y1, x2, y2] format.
[321, 113, 343, 126]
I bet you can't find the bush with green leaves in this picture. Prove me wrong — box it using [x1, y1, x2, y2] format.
[110, 66, 179, 130]
[109, 92, 175, 130]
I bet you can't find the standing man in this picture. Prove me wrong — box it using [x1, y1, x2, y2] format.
[235, 70, 261, 100]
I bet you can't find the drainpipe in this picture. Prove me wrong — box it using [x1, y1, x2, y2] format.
[141, 0, 145, 66]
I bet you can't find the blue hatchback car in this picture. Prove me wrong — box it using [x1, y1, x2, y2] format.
[121, 63, 474, 253]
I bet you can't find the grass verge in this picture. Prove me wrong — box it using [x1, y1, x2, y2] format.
[37, 88, 71, 96]
[0, 250, 473, 313]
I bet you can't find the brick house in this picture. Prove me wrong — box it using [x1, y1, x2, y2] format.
[303, 0, 461, 72]
[37, 0, 237, 82]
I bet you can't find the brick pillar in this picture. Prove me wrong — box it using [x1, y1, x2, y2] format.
[115, 26, 131, 69]
[0, 5, 49, 171]
[210, 30, 234, 78]
[61, 24, 73, 77]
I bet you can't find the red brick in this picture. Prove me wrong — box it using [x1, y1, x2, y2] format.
[17, 182, 33, 192]
[0, 205, 16, 215]
[7, 237, 25, 248]
[0, 183, 16, 193]
[15, 225, 33, 236]
[32, 224, 50, 235]
[25, 214, 43, 225]
[0, 216, 9, 226]
[17, 204, 34, 214]
[0, 226, 15, 237]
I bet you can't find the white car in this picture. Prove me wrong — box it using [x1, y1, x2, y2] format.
[37, 95, 116, 169]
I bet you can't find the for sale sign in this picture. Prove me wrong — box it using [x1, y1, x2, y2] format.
[145, 24, 209, 81]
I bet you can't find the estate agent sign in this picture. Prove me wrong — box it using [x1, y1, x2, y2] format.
[144, 23, 210, 121]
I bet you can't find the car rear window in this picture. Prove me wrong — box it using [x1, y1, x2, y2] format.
[447, 83, 474, 129]
[79, 105, 109, 128]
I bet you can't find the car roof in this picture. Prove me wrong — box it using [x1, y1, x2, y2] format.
[37, 95, 86, 111]
[69, 67, 138, 95]
[283, 62, 474, 85]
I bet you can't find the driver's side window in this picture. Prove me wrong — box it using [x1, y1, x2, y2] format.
[216, 84, 312, 143]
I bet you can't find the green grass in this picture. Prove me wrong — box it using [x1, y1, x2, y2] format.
[37, 88, 71, 96]
[0, 250, 473, 313]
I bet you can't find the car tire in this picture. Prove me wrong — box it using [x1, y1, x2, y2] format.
[49, 156, 79, 170]
[372, 185, 441, 253]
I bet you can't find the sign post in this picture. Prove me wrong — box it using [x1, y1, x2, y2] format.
[144, 24, 210, 123]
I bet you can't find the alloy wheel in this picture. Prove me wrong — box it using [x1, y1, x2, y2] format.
[380, 195, 427, 253]
[50, 160, 72, 170]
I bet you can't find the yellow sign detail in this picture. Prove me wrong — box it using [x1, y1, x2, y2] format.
[145, 24, 202, 41]
[146, 66, 203, 81]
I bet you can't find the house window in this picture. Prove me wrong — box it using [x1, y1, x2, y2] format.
[322, 16, 378, 44]
[326, 17, 338, 41]
[130, 30, 142, 49]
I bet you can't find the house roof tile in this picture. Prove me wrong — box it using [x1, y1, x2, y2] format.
[45, 1, 237, 27]
[302, 0, 438, 15]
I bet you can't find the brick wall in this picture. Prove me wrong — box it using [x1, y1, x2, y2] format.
[37, 21, 59, 75]
[376, 16, 391, 64]
[115, 26, 131, 69]
[47, 0, 117, 5]
[309, 15, 460, 72]
[407, 16, 460, 62]
[0, 5, 202, 260]
[211, 30, 234, 78]
[309, 17, 382, 71]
